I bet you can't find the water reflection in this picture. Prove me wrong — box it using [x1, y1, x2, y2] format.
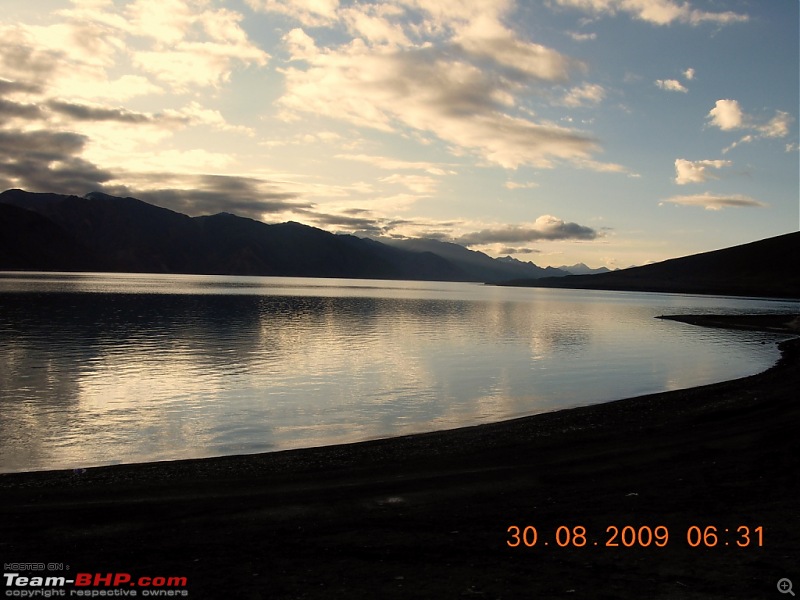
[0, 273, 795, 472]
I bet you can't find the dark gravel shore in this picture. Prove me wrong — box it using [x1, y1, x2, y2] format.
[2, 315, 799, 599]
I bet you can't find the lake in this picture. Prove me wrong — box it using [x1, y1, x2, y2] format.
[1, 272, 797, 473]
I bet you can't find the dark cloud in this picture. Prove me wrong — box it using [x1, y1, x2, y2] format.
[0, 79, 43, 95]
[498, 247, 540, 254]
[0, 128, 113, 193]
[47, 100, 155, 123]
[0, 98, 44, 120]
[0, 40, 58, 81]
[304, 211, 391, 237]
[456, 217, 598, 246]
[108, 175, 310, 220]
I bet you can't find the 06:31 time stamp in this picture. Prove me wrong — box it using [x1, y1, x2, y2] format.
[506, 525, 764, 548]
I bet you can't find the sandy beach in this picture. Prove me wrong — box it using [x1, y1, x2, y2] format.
[2, 314, 798, 599]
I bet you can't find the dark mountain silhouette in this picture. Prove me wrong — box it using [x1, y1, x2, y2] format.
[0, 203, 104, 271]
[504, 231, 800, 298]
[0, 189, 539, 282]
[378, 237, 568, 282]
[557, 262, 611, 276]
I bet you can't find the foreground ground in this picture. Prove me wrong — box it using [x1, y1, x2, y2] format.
[2, 314, 799, 599]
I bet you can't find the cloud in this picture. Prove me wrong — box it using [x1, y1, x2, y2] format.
[498, 247, 539, 254]
[455, 215, 598, 246]
[246, 0, 340, 28]
[278, 39, 599, 168]
[0, 78, 42, 95]
[0, 98, 44, 120]
[706, 99, 795, 153]
[674, 158, 731, 185]
[504, 181, 539, 190]
[567, 31, 596, 42]
[759, 111, 793, 138]
[8, 1, 270, 96]
[561, 83, 606, 107]
[335, 153, 455, 175]
[660, 192, 767, 210]
[707, 99, 743, 130]
[0, 128, 113, 193]
[379, 173, 439, 195]
[270, 2, 629, 171]
[655, 79, 687, 93]
[683, 67, 695, 80]
[107, 174, 310, 220]
[47, 100, 155, 123]
[553, 0, 748, 26]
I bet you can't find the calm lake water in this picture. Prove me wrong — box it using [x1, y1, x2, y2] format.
[1, 272, 797, 473]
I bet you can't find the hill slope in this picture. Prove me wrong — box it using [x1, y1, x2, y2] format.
[504, 231, 800, 298]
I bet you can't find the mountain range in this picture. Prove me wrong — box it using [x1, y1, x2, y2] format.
[0, 189, 568, 283]
[3, 188, 796, 298]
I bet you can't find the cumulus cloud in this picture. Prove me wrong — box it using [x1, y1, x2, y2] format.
[455, 215, 598, 246]
[553, 0, 748, 26]
[660, 192, 767, 210]
[706, 99, 795, 153]
[674, 158, 731, 185]
[707, 99, 743, 130]
[683, 67, 695, 80]
[656, 79, 687, 93]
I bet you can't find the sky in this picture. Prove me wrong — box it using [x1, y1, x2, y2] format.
[0, 0, 797, 269]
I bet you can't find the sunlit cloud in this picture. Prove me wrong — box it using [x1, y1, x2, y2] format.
[504, 181, 540, 190]
[707, 99, 795, 154]
[561, 83, 606, 107]
[656, 79, 687, 93]
[674, 159, 731, 185]
[707, 99, 743, 130]
[553, 0, 749, 26]
[267, 1, 628, 171]
[335, 153, 456, 175]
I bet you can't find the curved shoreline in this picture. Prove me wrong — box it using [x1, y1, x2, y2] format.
[3, 316, 799, 599]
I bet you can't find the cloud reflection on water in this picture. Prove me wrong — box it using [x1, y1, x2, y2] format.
[0, 274, 792, 472]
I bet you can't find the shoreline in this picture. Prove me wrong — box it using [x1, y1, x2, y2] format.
[3, 315, 799, 598]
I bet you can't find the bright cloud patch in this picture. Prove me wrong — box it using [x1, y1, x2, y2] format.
[269, 1, 618, 170]
[707, 99, 744, 130]
[674, 159, 731, 184]
[562, 83, 606, 106]
[554, 0, 748, 26]
[656, 79, 687, 93]
[707, 99, 795, 153]
[660, 192, 767, 210]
